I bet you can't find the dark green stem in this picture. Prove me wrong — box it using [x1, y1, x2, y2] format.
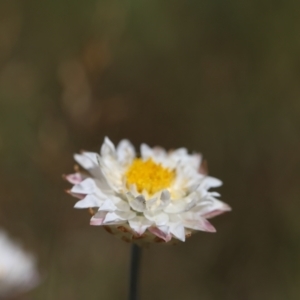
[128, 244, 142, 300]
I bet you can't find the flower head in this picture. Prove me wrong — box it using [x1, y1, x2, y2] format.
[66, 138, 231, 244]
[0, 230, 39, 297]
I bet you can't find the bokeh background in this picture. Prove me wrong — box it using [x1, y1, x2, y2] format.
[1, 0, 300, 299]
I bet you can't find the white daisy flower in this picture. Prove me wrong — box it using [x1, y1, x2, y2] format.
[0, 230, 39, 298]
[66, 137, 231, 244]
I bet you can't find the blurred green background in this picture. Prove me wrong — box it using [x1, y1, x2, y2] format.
[1, 0, 300, 299]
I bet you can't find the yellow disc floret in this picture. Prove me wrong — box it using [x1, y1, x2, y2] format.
[125, 158, 175, 195]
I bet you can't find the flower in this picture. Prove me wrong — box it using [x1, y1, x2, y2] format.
[66, 137, 231, 244]
[0, 230, 39, 297]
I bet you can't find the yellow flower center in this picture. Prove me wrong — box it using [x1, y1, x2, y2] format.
[125, 158, 175, 195]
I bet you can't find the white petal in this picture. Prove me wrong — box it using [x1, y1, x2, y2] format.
[103, 211, 136, 224]
[72, 177, 115, 201]
[152, 190, 171, 211]
[116, 210, 136, 220]
[199, 176, 223, 189]
[163, 201, 186, 214]
[145, 197, 159, 211]
[128, 217, 152, 236]
[152, 147, 167, 158]
[159, 191, 171, 208]
[128, 184, 139, 197]
[190, 153, 202, 169]
[71, 178, 96, 194]
[73, 153, 111, 190]
[144, 211, 169, 225]
[98, 152, 124, 191]
[169, 148, 188, 159]
[117, 139, 136, 165]
[74, 194, 103, 208]
[210, 192, 221, 197]
[164, 193, 197, 214]
[113, 199, 131, 212]
[161, 190, 170, 201]
[170, 223, 185, 241]
[126, 193, 146, 212]
[93, 177, 114, 193]
[187, 183, 201, 193]
[169, 214, 181, 223]
[151, 147, 167, 164]
[103, 212, 126, 224]
[81, 152, 100, 165]
[101, 137, 116, 158]
[140, 143, 153, 160]
[74, 153, 98, 169]
[169, 149, 202, 170]
[99, 199, 117, 211]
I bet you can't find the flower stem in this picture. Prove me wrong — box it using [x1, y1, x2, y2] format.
[128, 244, 142, 300]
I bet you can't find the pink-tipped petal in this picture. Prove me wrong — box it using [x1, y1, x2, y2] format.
[65, 173, 84, 184]
[90, 211, 107, 225]
[90, 217, 104, 226]
[71, 178, 96, 194]
[203, 219, 216, 232]
[149, 226, 172, 242]
[181, 213, 216, 232]
[202, 205, 232, 219]
[198, 199, 232, 219]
